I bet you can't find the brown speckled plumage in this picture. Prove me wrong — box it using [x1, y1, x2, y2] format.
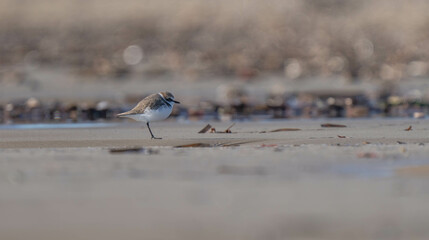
[117, 92, 175, 116]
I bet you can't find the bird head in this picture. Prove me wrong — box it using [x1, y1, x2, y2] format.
[160, 91, 180, 104]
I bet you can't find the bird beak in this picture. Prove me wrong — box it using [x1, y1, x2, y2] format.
[173, 100, 180, 104]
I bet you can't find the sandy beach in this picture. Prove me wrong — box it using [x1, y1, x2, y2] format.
[1, 119, 429, 240]
[3, 0, 429, 239]
[1, 118, 429, 148]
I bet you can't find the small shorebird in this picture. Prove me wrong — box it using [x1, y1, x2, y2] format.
[117, 91, 180, 139]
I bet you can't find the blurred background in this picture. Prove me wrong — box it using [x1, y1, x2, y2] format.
[1, 0, 429, 122]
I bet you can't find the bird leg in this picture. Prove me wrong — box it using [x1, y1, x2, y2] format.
[147, 122, 161, 139]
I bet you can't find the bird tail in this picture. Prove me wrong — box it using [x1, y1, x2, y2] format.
[116, 112, 131, 118]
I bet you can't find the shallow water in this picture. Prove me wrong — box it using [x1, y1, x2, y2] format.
[0, 122, 118, 130]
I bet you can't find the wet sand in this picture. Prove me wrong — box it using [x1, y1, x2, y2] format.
[1, 119, 429, 239]
[1, 118, 429, 148]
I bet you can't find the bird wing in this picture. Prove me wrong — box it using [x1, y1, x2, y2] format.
[117, 93, 161, 117]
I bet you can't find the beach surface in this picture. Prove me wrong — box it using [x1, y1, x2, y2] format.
[1, 119, 429, 239]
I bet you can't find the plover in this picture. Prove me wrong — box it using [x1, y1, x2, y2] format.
[117, 91, 180, 139]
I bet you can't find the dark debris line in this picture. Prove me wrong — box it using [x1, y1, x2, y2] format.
[0, 93, 428, 123]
